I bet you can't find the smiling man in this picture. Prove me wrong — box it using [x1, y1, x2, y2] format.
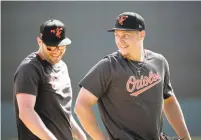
[74, 12, 191, 140]
[13, 19, 86, 140]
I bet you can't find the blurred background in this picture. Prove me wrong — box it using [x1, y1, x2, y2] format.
[1, 1, 201, 140]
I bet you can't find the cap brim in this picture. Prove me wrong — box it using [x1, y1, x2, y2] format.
[107, 28, 141, 32]
[58, 37, 71, 46]
[107, 28, 115, 32]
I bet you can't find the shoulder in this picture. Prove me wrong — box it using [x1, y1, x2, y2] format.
[59, 60, 68, 68]
[146, 49, 167, 62]
[93, 51, 120, 68]
[146, 49, 162, 58]
[102, 51, 124, 64]
[146, 49, 170, 69]
[86, 52, 120, 73]
[15, 52, 41, 75]
[95, 52, 117, 65]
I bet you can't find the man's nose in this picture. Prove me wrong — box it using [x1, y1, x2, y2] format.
[119, 37, 126, 43]
[52, 48, 61, 54]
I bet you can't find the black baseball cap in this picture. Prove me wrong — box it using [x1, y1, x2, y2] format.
[108, 12, 145, 32]
[40, 19, 71, 46]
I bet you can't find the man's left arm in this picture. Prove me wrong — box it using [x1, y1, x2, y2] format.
[164, 95, 191, 140]
[70, 115, 87, 140]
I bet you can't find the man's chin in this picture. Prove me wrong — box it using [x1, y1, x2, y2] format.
[119, 50, 129, 57]
[50, 58, 61, 64]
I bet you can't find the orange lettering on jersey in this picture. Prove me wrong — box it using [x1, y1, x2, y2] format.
[126, 71, 161, 96]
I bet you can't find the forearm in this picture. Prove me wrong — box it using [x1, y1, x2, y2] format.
[164, 96, 191, 140]
[70, 115, 86, 140]
[75, 104, 106, 140]
[19, 108, 57, 140]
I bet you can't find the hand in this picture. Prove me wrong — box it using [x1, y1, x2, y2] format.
[76, 133, 87, 140]
[44, 133, 58, 140]
[105, 136, 111, 140]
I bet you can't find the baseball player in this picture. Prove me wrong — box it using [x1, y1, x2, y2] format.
[13, 19, 86, 140]
[74, 12, 191, 140]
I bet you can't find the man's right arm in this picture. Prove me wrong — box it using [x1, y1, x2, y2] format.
[17, 93, 57, 140]
[74, 87, 106, 140]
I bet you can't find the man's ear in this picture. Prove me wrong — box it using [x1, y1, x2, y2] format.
[139, 30, 146, 40]
[37, 37, 42, 47]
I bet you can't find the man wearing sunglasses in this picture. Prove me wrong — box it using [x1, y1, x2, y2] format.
[13, 19, 86, 140]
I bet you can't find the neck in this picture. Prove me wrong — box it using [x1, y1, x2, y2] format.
[126, 43, 145, 62]
[36, 50, 45, 60]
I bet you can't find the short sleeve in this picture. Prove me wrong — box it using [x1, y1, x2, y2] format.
[162, 56, 174, 99]
[14, 63, 40, 96]
[78, 57, 112, 98]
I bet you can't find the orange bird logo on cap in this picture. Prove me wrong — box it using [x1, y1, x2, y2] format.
[51, 27, 63, 38]
[118, 15, 128, 25]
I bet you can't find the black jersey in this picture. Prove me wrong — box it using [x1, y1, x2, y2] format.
[13, 52, 73, 140]
[79, 50, 174, 140]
